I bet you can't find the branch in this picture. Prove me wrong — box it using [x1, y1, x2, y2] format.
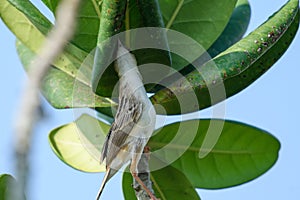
[13, 0, 81, 199]
[133, 147, 156, 200]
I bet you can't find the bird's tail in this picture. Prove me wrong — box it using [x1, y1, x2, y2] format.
[95, 168, 117, 200]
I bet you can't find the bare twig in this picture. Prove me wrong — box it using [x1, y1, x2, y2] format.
[13, 0, 81, 199]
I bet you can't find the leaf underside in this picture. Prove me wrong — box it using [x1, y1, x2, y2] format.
[48, 114, 109, 173]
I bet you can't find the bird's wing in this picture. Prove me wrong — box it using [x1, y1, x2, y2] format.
[100, 95, 143, 167]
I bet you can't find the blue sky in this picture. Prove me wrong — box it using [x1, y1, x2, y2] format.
[1, 0, 299, 199]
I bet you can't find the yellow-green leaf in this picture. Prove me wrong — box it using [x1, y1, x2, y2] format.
[48, 114, 110, 172]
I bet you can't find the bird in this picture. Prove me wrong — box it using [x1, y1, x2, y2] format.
[96, 41, 158, 200]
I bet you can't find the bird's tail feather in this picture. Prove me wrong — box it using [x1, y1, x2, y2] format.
[96, 168, 118, 200]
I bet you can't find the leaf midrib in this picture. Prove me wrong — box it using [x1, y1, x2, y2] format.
[166, 0, 184, 29]
[149, 141, 269, 155]
[151, 173, 167, 200]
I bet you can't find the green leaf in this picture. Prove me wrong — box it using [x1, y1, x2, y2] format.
[41, 0, 100, 52]
[48, 114, 110, 172]
[91, 0, 127, 96]
[122, 164, 200, 200]
[41, 0, 59, 12]
[0, 174, 14, 200]
[69, 0, 101, 52]
[133, 0, 172, 68]
[0, 174, 25, 200]
[208, 0, 251, 58]
[151, 0, 299, 115]
[8, 0, 92, 62]
[148, 119, 280, 189]
[157, 0, 237, 70]
[16, 40, 114, 109]
[0, 0, 92, 85]
[13, 0, 90, 63]
[0, 0, 46, 52]
[159, 0, 237, 50]
[8, 0, 52, 34]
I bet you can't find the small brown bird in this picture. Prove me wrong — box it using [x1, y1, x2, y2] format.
[96, 41, 157, 200]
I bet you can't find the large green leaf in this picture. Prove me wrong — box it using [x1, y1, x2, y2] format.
[69, 0, 100, 52]
[207, 0, 251, 58]
[157, 0, 237, 71]
[48, 114, 110, 172]
[42, 0, 100, 52]
[159, 0, 237, 50]
[16, 40, 113, 108]
[130, 0, 172, 69]
[148, 120, 280, 189]
[8, 0, 95, 59]
[0, 174, 25, 200]
[91, 0, 127, 96]
[151, 0, 299, 115]
[0, 0, 45, 52]
[122, 164, 200, 200]
[0, 0, 94, 84]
